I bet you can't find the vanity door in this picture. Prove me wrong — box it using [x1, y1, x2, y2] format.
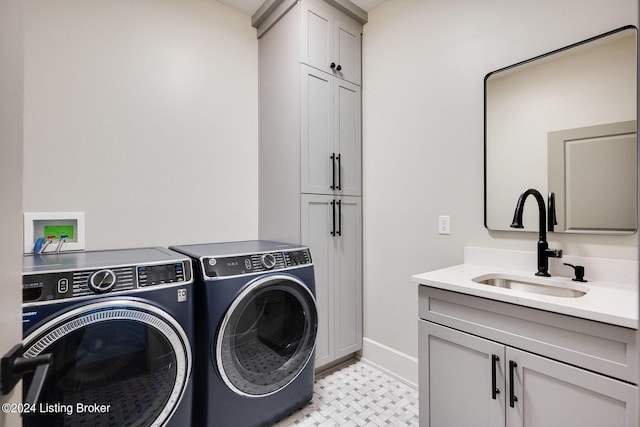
[506, 347, 638, 427]
[419, 321, 505, 427]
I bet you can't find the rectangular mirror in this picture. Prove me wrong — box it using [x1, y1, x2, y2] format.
[484, 26, 637, 234]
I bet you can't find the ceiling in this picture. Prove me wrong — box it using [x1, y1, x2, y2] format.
[217, 0, 384, 17]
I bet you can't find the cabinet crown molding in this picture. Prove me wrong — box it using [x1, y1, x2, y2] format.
[253, 0, 367, 32]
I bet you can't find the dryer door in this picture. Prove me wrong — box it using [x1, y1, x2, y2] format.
[217, 274, 318, 397]
[22, 300, 191, 427]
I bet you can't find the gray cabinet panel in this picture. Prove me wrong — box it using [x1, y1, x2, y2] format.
[301, 66, 333, 195]
[508, 347, 637, 427]
[300, 0, 361, 85]
[334, 196, 362, 358]
[302, 194, 362, 369]
[420, 321, 505, 427]
[301, 65, 361, 196]
[301, 195, 335, 367]
[334, 79, 361, 196]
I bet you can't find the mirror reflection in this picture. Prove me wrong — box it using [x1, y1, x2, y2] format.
[485, 26, 637, 234]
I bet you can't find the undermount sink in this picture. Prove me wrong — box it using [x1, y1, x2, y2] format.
[472, 273, 589, 298]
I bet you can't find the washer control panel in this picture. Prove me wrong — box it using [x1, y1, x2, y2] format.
[203, 248, 312, 278]
[23, 261, 192, 304]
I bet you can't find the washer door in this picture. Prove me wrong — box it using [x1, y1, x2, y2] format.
[23, 300, 191, 427]
[216, 274, 318, 397]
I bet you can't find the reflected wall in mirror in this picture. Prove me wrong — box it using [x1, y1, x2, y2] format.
[485, 26, 637, 234]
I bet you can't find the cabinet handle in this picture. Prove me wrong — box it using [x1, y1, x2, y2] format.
[336, 200, 342, 236]
[330, 62, 336, 69]
[336, 64, 342, 71]
[509, 360, 518, 408]
[331, 200, 336, 236]
[330, 153, 336, 190]
[336, 154, 341, 191]
[491, 354, 500, 400]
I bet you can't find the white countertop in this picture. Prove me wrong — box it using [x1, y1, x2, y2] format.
[412, 263, 638, 329]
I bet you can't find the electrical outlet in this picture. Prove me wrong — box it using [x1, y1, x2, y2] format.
[438, 215, 451, 235]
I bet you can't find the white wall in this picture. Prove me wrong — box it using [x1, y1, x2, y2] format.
[23, 0, 259, 250]
[362, 0, 638, 383]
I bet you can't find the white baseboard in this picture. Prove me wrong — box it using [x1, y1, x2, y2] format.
[359, 337, 418, 389]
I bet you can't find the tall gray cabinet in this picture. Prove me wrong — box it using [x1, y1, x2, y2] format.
[255, 0, 365, 371]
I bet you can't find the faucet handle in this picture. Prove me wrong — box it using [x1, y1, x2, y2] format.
[563, 263, 587, 282]
[545, 248, 562, 258]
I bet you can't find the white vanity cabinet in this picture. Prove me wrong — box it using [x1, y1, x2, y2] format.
[419, 286, 638, 427]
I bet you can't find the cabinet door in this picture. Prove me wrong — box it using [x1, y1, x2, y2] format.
[506, 347, 638, 427]
[334, 196, 362, 358]
[300, 0, 362, 85]
[419, 321, 505, 427]
[333, 18, 361, 85]
[301, 65, 333, 194]
[300, 1, 332, 74]
[301, 194, 335, 368]
[334, 79, 361, 196]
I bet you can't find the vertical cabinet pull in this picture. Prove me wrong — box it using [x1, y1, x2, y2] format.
[509, 360, 518, 408]
[491, 354, 500, 400]
[332, 200, 336, 236]
[329, 200, 342, 237]
[336, 154, 341, 191]
[330, 153, 336, 190]
[336, 200, 342, 236]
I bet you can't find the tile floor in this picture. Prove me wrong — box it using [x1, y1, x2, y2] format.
[274, 360, 419, 426]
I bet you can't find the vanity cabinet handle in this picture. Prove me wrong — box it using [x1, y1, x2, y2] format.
[491, 354, 500, 400]
[330, 62, 336, 69]
[509, 360, 518, 408]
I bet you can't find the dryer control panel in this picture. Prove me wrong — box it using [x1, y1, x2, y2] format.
[23, 260, 192, 304]
[203, 249, 312, 278]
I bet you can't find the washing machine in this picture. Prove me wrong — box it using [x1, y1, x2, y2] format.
[21, 247, 194, 427]
[169, 240, 318, 427]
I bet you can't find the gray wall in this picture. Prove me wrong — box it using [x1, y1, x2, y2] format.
[23, 0, 259, 250]
[361, 0, 638, 381]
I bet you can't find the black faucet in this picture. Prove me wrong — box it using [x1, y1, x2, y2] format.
[510, 188, 563, 277]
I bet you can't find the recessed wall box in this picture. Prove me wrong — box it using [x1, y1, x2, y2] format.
[24, 212, 85, 254]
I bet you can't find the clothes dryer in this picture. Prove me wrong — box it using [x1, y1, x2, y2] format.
[21, 247, 194, 427]
[169, 240, 318, 427]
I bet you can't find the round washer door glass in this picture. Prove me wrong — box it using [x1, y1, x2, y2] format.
[22, 300, 191, 427]
[217, 275, 318, 397]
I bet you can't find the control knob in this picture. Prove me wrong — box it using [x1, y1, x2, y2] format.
[261, 253, 277, 270]
[88, 269, 117, 293]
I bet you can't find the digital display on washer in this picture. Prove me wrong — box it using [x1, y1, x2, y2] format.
[148, 264, 177, 282]
[285, 250, 311, 266]
[204, 256, 253, 277]
[139, 263, 186, 286]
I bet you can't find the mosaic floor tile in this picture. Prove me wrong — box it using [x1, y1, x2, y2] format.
[274, 360, 419, 426]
